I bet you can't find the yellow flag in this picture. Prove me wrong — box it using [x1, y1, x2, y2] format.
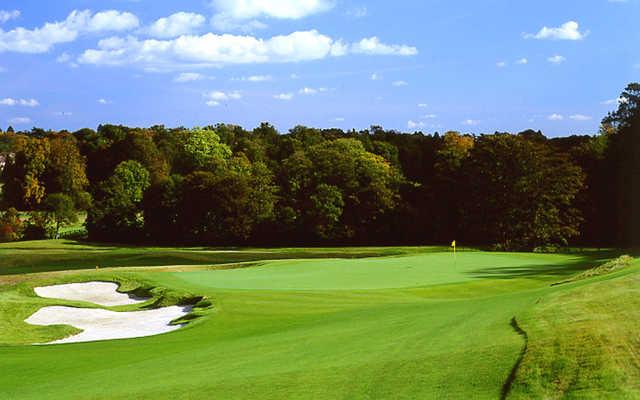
[451, 240, 456, 248]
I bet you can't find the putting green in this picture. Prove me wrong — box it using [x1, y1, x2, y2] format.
[0, 243, 636, 399]
[168, 252, 593, 290]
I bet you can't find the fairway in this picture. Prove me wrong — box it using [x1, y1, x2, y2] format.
[0, 242, 636, 399]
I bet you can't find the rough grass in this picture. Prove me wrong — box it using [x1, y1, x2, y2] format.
[563, 255, 635, 283]
[509, 261, 640, 399]
[0, 242, 636, 399]
[0, 239, 430, 275]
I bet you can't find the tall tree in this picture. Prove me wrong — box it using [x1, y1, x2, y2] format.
[182, 127, 232, 171]
[461, 134, 585, 250]
[86, 160, 150, 242]
[145, 156, 276, 244]
[2, 136, 50, 208]
[43, 133, 89, 206]
[603, 83, 640, 245]
[44, 193, 77, 239]
[279, 138, 403, 242]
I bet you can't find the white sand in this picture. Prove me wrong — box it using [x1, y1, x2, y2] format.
[27, 281, 191, 344]
[34, 282, 147, 306]
[25, 305, 190, 344]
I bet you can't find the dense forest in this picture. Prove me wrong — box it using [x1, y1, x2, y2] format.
[0, 83, 638, 250]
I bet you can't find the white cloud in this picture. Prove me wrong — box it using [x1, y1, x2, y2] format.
[78, 30, 417, 69]
[422, 114, 437, 119]
[205, 90, 242, 102]
[408, 120, 426, 129]
[290, 73, 300, 79]
[417, 103, 428, 108]
[299, 87, 316, 95]
[496, 61, 507, 68]
[333, 117, 345, 122]
[79, 30, 338, 68]
[148, 12, 205, 38]
[602, 97, 628, 106]
[241, 74, 272, 82]
[346, 6, 368, 18]
[56, 52, 72, 63]
[547, 55, 566, 64]
[298, 87, 329, 95]
[87, 10, 139, 32]
[330, 40, 349, 56]
[273, 93, 294, 100]
[462, 119, 480, 126]
[8, 117, 31, 125]
[0, 9, 139, 54]
[392, 80, 408, 87]
[53, 111, 73, 116]
[210, 16, 267, 33]
[548, 113, 564, 121]
[0, 98, 39, 107]
[352, 36, 418, 56]
[174, 72, 205, 82]
[370, 73, 382, 80]
[210, 0, 334, 21]
[0, 10, 20, 24]
[516, 58, 528, 65]
[524, 21, 587, 40]
[569, 114, 592, 121]
[97, 98, 112, 104]
[204, 90, 243, 106]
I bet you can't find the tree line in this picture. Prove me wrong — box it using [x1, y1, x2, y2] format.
[0, 83, 638, 250]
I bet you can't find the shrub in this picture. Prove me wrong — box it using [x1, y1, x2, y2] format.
[0, 208, 23, 242]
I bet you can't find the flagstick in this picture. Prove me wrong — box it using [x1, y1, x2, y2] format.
[454, 245, 457, 269]
[452, 240, 457, 269]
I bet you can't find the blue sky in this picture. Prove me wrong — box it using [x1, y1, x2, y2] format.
[0, 0, 637, 136]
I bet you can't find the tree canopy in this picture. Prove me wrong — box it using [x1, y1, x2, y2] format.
[1, 83, 638, 249]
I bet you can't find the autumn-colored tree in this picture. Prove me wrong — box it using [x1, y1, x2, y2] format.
[0, 207, 23, 242]
[2, 136, 50, 208]
[44, 133, 89, 206]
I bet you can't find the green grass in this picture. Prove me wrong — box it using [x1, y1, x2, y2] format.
[510, 263, 640, 399]
[0, 239, 427, 275]
[0, 241, 637, 399]
[16, 211, 87, 237]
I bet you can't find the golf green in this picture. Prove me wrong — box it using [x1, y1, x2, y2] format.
[0, 243, 636, 399]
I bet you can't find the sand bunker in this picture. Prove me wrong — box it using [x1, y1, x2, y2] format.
[26, 281, 191, 344]
[26, 306, 190, 344]
[34, 282, 147, 306]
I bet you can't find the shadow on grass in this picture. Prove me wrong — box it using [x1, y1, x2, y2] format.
[0, 243, 410, 276]
[467, 250, 623, 280]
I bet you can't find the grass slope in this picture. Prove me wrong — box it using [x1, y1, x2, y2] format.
[0, 242, 635, 399]
[0, 240, 429, 275]
[510, 261, 640, 399]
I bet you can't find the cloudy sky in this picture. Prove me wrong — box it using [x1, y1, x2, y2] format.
[0, 0, 637, 136]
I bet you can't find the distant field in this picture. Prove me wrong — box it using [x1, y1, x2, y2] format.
[15, 211, 87, 237]
[0, 241, 637, 399]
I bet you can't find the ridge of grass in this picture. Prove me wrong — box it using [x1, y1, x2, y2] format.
[508, 261, 640, 399]
[567, 255, 634, 283]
